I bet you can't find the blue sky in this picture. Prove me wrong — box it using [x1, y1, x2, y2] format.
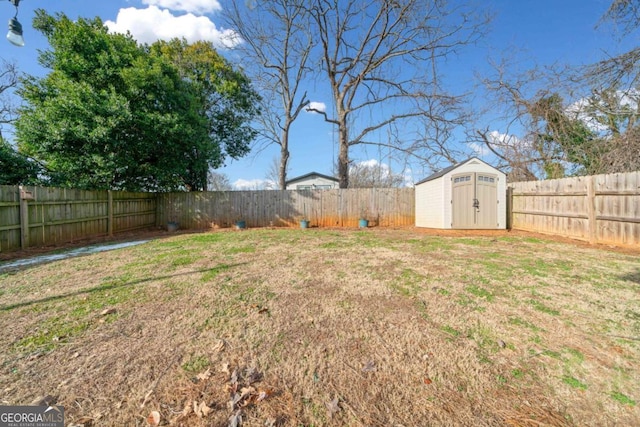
[0, 0, 631, 188]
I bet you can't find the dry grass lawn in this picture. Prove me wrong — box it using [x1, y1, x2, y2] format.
[0, 228, 639, 426]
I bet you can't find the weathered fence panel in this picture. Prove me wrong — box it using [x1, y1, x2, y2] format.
[0, 185, 21, 252]
[0, 185, 156, 253]
[509, 171, 640, 246]
[156, 188, 415, 229]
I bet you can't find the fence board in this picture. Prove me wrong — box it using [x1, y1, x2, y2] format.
[156, 188, 415, 229]
[509, 171, 640, 246]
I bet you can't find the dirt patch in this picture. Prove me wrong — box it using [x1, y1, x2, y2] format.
[0, 228, 638, 426]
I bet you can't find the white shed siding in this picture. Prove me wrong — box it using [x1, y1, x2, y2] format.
[415, 158, 507, 229]
[415, 178, 445, 227]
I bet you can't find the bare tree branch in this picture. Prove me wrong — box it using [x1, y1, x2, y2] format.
[309, 0, 490, 188]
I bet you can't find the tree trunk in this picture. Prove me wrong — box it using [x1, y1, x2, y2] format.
[279, 135, 290, 190]
[337, 124, 349, 188]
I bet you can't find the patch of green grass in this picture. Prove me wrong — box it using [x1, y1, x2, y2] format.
[436, 287, 450, 296]
[171, 256, 198, 267]
[465, 284, 494, 302]
[181, 355, 210, 373]
[611, 391, 636, 406]
[188, 233, 225, 244]
[14, 318, 91, 353]
[528, 299, 560, 316]
[226, 246, 256, 254]
[511, 369, 525, 379]
[390, 268, 425, 297]
[562, 376, 588, 390]
[564, 347, 585, 364]
[200, 263, 234, 282]
[441, 325, 461, 337]
[508, 316, 542, 332]
[466, 322, 496, 351]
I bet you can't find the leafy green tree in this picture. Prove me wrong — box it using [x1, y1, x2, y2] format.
[16, 10, 258, 192]
[149, 39, 260, 190]
[0, 138, 40, 185]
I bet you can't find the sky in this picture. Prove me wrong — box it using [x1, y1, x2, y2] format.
[0, 0, 632, 189]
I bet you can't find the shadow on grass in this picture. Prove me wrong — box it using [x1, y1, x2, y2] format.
[0, 263, 247, 312]
[620, 268, 640, 284]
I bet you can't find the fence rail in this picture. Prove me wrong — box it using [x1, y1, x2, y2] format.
[508, 171, 640, 246]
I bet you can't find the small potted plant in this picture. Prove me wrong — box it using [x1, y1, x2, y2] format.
[300, 203, 309, 229]
[233, 203, 246, 229]
[359, 204, 369, 228]
[167, 196, 179, 231]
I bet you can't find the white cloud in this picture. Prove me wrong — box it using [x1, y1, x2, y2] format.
[468, 141, 489, 157]
[105, 6, 240, 48]
[141, 0, 222, 15]
[305, 101, 326, 113]
[487, 130, 520, 146]
[233, 178, 272, 190]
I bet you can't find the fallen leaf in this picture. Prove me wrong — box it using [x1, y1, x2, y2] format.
[194, 401, 212, 418]
[256, 388, 275, 402]
[245, 367, 263, 384]
[240, 386, 256, 398]
[326, 397, 340, 417]
[228, 410, 242, 427]
[196, 368, 212, 381]
[182, 400, 192, 417]
[362, 360, 376, 372]
[74, 417, 94, 427]
[424, 377, 433, 385]
[212, 339, 225, 353]
[147, 411, 160, 426]
[221, 362, 230, 374]
[101, 308, 117, 316]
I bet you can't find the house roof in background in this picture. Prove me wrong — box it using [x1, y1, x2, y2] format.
[285, 172, 339, 185]
[414, 157, 499, 185]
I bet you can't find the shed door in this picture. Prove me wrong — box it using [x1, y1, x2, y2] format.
[452, 173, 498, 229]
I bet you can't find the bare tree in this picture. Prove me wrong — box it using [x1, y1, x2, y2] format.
[207, 170, 233, 191]
[307, 0, 488, 188]
[0, 59, 19, 140]
[224, 0, 313, 189]
[476, 58, 640, 180]
[348, 160, 405, 188]
[264, 156, 286, 189]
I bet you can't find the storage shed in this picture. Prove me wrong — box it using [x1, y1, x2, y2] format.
[415, 157, 506, 229]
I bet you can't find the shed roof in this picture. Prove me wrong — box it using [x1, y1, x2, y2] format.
[415, 157, 500, 185]
[285, 171, 339, 185]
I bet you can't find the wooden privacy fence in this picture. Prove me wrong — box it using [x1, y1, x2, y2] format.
[156, 188, 415, 229]
[508, 171, 640, 246]
[0, 185, 156, 252]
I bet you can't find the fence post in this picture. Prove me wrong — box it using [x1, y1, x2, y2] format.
[506, 186, 513, 230]
[108, 190, 113, 236]
[19, 186, 34, 250]
[586, 176, 597, 244]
